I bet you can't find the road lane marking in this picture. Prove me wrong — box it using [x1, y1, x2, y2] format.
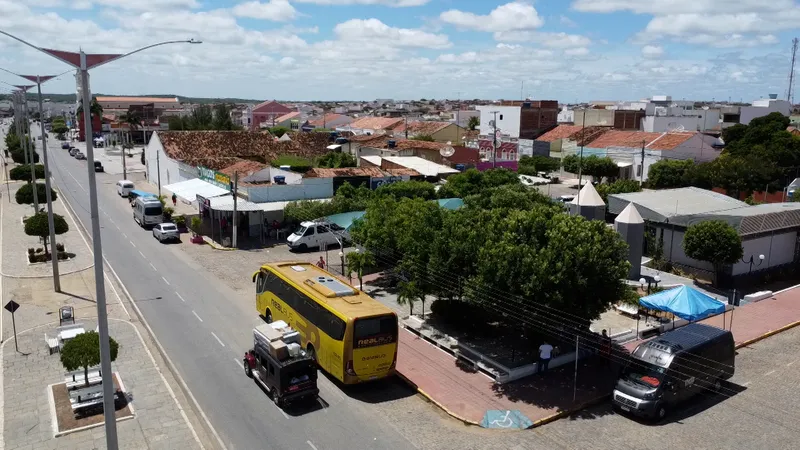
[275, 403, 289, 419]
[138, 250, 145, 258]
[765, 370, 776, 376]
[122, 233, 127, 239]
[162, 276, 170, 286]
[192, 310, 203, 322]
[233, 358, 243, 370]
[176, 292, 186, 303]
[211, 332, 225, 347]
[307, 441, 319, 450]
[742, 381, 751, 387]
[130, 240, 136, 248]
[149, 262, 157, 271]
[788, 361, 797, 367]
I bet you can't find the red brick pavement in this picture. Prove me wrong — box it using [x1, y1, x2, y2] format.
[396, 329, 618, 425]
[396, 285, 800, 426]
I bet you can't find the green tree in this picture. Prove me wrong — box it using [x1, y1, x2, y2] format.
[51, 117, 69, 136]
[24, 212, 68, 255]
[596, 179, 642, 203]
[582, 155, 620, 180]
[562, 154, 580, 174]
[15, 183, 55, 205]
[437, 168, 520, 199]
[683, 220, 743, 286]
[346, 249, 375, 290]
[9, 164, 45, 182]
[397, 280, 420, 316]
[411, 134, 435, 142]
[519, 155, 561, 175]
[646, 159, 694, 189]
[76, 98, 103, 118]
[710, 154, 776, 199]
[268, 126, 290, 138]
[60, 331, 119, 387]
[10, 146, 39, 164]
[318, 151, 357, 168]
[212, 103, 240, 130]
[467, 116, 479, 131]
[376, 180, 436, 200]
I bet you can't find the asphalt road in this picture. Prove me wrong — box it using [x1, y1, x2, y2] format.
[38, 130, 416, 450]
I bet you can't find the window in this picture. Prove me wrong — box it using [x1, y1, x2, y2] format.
[304, 227, 315, 236]
[144, 206, 162, 216]
[353, 315, 397, 348]
[264, 273, 346, 340]
[269, 364, 275, 376]
[499, 114, 503, 120]
[636, 165, 643, 177]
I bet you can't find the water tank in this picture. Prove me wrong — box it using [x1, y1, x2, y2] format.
[769, 94, 778, 99]
[388, 140, 396, 148]
[455, 164, 466, 172]
[273, 176, 286, 185]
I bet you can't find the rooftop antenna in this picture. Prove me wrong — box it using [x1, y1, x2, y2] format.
[788, 37, 799, 104]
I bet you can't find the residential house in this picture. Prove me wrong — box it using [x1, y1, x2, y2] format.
[394, 120, 466, 144]
[272, 111, 304, 130]
[360, 155, 459, 180]
[533, 124, 586, 157]
[608, 188, 800, 283]
[305, 166, 420, 191]
[476, 100, 559, 139]
[573, 109, 616, 127]
[721, 95, 792, 128]
[341, 116, 404, 135]
[250, 100, 293, 130]
[582, 130, 722, 181]
[308, 113, 353, 130]
[358, 139, 466, 165]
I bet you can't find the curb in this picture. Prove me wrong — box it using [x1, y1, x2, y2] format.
[395, 371, 480, 426]
[528, 394, 610, 428]
[0, 264, 93, 279]
[201, 236, 236, 251]
[735, 318, 800, 349]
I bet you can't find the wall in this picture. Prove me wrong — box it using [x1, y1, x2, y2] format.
[519, 105, 559, 139]
[145, 133, 182, 188]
[573, 109, 615, 127]
[731, 231, 797, 275]
[244, 177, 333, 203]
[476, 105, 521, 138]
[641, 111, 721, 133]
[672, 134, 723, 162]
[431, 124, 464, 144]
[740, 100, 791, 125]
[614, 110, 645, 130]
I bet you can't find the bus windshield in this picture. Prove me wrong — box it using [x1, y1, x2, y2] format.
[354, 315, 398, 348]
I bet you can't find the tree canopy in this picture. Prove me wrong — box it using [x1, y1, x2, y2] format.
[9, 164, 45, 182]
[268, 126, 289, 137]
[437, 168, 520, 199]
[518, 155, 561, 175]
[683, 220, 743, 285]
[24, 212, 68, 255]
[15, 183, 55, 205]
[467, 116, 479, 131]
[60, 331, 119, 387]
[318, 151, 357, 168]
[563, 155, 619, 180]
[168, 104, 241, 131]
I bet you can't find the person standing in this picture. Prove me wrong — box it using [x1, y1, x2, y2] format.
[538, 341, 554, 374]
[171, 193, 177, 207]
[316, 256, 326, 269]
[600, 329, 613, 368]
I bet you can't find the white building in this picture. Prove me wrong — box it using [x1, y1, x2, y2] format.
[740, 96, 792, 125]
[557, 106, 574, 123]
[641, 108, 721, 133]
[475, 105, 522, 138]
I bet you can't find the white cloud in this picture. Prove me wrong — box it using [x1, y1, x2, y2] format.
[559, 15, 577, 27]
[564, 47, 589, 56]
[492, 31, 591, 49]
[571, 0, 791, 15]
[440, 2, 543, 32]
[94, 0, 201, 9]
[333, 18, 451, 49]
[641, 45, 663, 58]
[232, 1, 298, 22]
[683, 34, 779, 48]
[294, 0, 430, 5]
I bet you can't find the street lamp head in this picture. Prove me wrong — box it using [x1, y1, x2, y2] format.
[654, 275, 661, 283]
[187, 39, 203, 44]
[338, 251, 344, 257]
[639, 277, 646, 286]
[758, 254, 765, 261]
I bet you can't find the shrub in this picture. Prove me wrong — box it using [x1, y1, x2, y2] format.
[15, 183, 56, 205]
[9, 164, 45, 182]
[190, 216, 201, 232]
[24, 212, 69, 255]
[27, 247, 34, 255]
[173, 215, 186, 227]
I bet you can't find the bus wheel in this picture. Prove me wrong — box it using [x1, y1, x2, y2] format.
[306, 344, 317, 364]
[264, 309, 272, 323]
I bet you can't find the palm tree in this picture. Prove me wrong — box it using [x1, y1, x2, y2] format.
[467, 116, 479, 131]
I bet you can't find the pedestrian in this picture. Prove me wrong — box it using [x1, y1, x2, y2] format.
[600, 329, 613, 367]
[316, 256, 326, 269]
[538, 340, 554, 374]
[171, 193, 177, 207]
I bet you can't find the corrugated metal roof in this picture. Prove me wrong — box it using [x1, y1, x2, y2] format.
[608, 187, 747, 222]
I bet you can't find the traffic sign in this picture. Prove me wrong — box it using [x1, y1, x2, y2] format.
[4, 300, 19, 314]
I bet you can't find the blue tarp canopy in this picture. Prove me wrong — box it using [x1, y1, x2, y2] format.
[437, 198, 464, 210]
[324, 211, 366, 231]
[638, 285, 725, 321]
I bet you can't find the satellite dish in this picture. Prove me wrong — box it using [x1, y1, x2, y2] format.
[440, 146, 455, 157]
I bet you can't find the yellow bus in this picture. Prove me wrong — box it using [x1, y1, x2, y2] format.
[253, 262, 398, 384]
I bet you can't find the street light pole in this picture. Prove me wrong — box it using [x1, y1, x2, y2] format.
[37, 76, 61, 291]
[0, 30, 202, 450]
[20, 90, 39, 211]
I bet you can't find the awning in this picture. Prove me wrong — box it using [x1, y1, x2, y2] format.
[209, 195, 264, 212]
[616, 162, 633, 168]
[165, 178, 229, 202]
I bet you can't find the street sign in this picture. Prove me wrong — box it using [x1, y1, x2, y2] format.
[4, 300, 19, 314]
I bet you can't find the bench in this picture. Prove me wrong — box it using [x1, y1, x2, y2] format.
[69, 384, 105, 411]
[614, 302, 639, 317]
[65, 370, 102, 390]
[45, 334, 60, 354]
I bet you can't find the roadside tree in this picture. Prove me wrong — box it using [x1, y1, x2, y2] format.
[24, 212, 68, 255]
[346, 250, 376, 290]
[9, 164, 45, 182]
[60, 331, 119, 387]
[15, 183, 56, 205]
[683, 220, 743, 286]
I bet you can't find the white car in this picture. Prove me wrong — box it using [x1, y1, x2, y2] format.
[152, 223, 179, 243]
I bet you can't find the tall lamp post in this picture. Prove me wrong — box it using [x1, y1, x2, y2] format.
[639, 274, 661, 295]
[1, 68, 72, 292]
[742, 254, 765, 275]
[3, 84, 39, 210]
[0, 30, 202, 450]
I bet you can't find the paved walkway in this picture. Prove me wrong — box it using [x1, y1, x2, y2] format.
[395, 284, 800, 428]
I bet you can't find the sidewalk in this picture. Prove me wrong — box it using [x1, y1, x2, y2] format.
[394, 283, 800, 428]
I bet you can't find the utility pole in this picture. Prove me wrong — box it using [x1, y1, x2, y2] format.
[121, 132, 127, 180]
[788, 37, 798, 104]
[232, 172, 238, 249]
[455, 91, 461, 144]
[19, 87, 39, 211]
[156, 149, 161, 197]
[36, 75, 61, 291]
[490, 110, 499, 168]
[12, 93, 25, 164]
[577, 108, 586, 206]
[640, 140, 646, 186]
[404, 114, 408, 139]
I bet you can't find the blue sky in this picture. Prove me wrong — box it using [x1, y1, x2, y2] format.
[0, 1, 797, 102]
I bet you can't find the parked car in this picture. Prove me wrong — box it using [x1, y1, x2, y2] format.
[60, 142, 70, 149]
[68, 148, 78, 157]
[152, 223, 179, 243]
[75, 152, 86, 160]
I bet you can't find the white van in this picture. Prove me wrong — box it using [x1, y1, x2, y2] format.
[286, 221, 348, 251]
[116, 180, 135, 197]
[133, 197, 164, 228]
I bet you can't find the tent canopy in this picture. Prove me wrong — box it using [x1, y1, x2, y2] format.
[638, 285, 725, 321]
[165, 178, 229, 202]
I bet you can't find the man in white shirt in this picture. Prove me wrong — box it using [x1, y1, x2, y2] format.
[538, 341, 554, 374]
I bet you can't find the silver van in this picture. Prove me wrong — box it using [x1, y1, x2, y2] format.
[133, 197, 164, 228]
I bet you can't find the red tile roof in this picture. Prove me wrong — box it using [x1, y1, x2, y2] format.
[394, 120, 454, 136]
[586, 130, 666, 149]
[274, 111, 301, 123]
[536, 125, 584, 142]
[646, 132, 697, 151]
[305, 167, 387, 178]
[443, 146, 480, 165]
[156, 131, 329, 170]
[252, 100, 292, 114]
[349, 117, 404, 131]
[219, 159, 269, 177]
[788, 126, 800, 136]
[309, 113, 349, 127]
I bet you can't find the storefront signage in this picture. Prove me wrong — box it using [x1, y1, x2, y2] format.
[198, 166, 231, 190]
[370, 176, 403, 190]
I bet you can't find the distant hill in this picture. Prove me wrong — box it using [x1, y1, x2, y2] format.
[0, 93, 263, 105]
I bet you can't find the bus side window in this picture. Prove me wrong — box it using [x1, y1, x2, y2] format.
[256, 272, 267, 294]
